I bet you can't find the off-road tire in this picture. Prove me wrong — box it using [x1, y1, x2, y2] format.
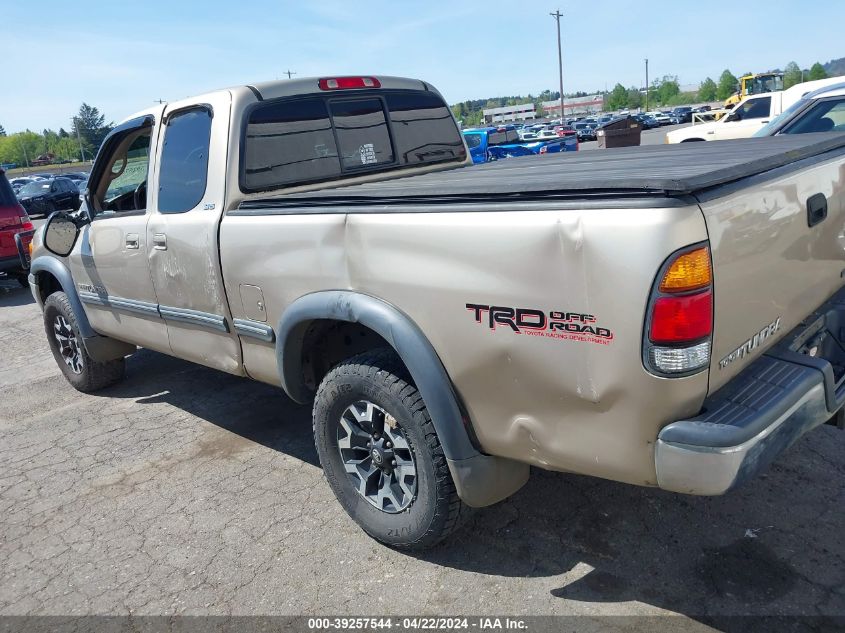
[43, 291, 125, 392]
[313, 348, 469, 549]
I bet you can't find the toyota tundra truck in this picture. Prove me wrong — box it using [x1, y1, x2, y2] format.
[27, 75, 845, 549]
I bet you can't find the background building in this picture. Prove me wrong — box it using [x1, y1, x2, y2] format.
[542, 94, 604, 118]
[482, 103, 536, 124]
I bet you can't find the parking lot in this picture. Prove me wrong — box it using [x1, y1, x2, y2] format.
[1, 275, 843, 628]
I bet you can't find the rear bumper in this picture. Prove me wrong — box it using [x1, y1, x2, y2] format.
[0, 255, 23, 273]
[656, 287, 845, 495]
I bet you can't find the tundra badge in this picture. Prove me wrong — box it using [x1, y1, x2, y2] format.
[719, 318, 781, 369]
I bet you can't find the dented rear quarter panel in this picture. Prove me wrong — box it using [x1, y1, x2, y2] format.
[220, 202, 710, 486]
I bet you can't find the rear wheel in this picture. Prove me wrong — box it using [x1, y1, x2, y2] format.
[43, 291, 125, 392]
[313, 348, 469, 549]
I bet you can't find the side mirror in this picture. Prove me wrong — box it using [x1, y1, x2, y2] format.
[43, 211, 81, 257]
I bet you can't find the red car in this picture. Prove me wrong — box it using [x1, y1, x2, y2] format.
[0, 169, 34, 287]
[553, 124, 578, 137]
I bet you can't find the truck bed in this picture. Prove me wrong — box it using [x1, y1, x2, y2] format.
[238, 133, 845, 209]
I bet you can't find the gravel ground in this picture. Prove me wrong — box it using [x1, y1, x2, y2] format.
[0, 268, 843, 631]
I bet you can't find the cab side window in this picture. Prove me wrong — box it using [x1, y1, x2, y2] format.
[784, 98, 845, 134]
[158, 108, 212, 214]
[94, 130, 152, 217]
[735, 97, 771, 120]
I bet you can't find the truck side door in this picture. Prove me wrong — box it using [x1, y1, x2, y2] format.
[68, 112, 171, 354]
[145, 92, 243, 375]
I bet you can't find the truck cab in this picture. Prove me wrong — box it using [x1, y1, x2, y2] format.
[461, 126, 519, 163]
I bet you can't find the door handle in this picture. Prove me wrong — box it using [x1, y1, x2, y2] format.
[125, 234, 140, 249]
[153, 233, 167, 250]
[807, 193, 828, 228]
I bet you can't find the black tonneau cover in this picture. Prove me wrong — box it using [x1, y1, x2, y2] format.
[239, 133, 845, 208]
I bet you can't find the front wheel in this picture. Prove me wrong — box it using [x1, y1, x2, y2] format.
[312, 349, 469, 549]
[43, 291, 126, 392]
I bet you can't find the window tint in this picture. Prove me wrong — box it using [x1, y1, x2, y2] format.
[101, 131, 151, 212]
[241, 90, 465, 193]
[385, 92, 466, 164]
[158, 108, 212, 213]
[463, 133, 482, 149]
[783, 98, 845, 134]
[736, 97, 771, 120]
[329, 98, 393, 170]
[244, 98, 339, 190]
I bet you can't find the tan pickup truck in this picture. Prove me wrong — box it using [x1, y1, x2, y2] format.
[28, 75, 845, 549]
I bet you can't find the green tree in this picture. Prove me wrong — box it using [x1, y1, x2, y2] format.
[50, 137, 81, 161]
[0, 124, 5, 136]
[71, 103, 112, 154]
[0, 131, 42, 167]
[607, 83, 628, 110]
[716, 69, 738, 101]
[667, 92, 698, 106]
[698, 77, 717, 102]
[783, 61, 802, 89]
[808, 62, 827, 80]
[626, 88, 642, 110]
[656, 76, 680, 105]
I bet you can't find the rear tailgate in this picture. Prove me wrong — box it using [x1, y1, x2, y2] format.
[700, 143, 845, 393]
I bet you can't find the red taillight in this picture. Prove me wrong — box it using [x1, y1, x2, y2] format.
[318, 76, 381, 90]
[644, 244, 714, 375]
[649, 289, 712, 344]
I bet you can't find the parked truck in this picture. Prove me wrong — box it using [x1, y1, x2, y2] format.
[28, 75, 845, 549]
[668, 76, 845, 143]
[463, 126, 577, 163]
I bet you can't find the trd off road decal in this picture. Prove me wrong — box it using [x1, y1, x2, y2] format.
[466, 304, 614, 345]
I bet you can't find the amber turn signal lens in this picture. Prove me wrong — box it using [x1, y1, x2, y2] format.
[659, 247, 711, 293]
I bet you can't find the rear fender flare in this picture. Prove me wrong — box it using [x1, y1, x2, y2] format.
[276, 291, 530, 507]
[277, 291, 476, 461]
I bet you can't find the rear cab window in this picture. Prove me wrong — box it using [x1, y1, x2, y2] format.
[241, 90, 466, 192]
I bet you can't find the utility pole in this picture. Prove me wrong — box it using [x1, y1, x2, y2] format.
[19, 137, 29, 168]
[645, 58, 649, 112]
[283, 70, 297, 79]
[550, 9, 564, 122]
[72, 118, 86, 163]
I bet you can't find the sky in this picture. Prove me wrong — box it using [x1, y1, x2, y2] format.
[1, 0, 843, 133]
